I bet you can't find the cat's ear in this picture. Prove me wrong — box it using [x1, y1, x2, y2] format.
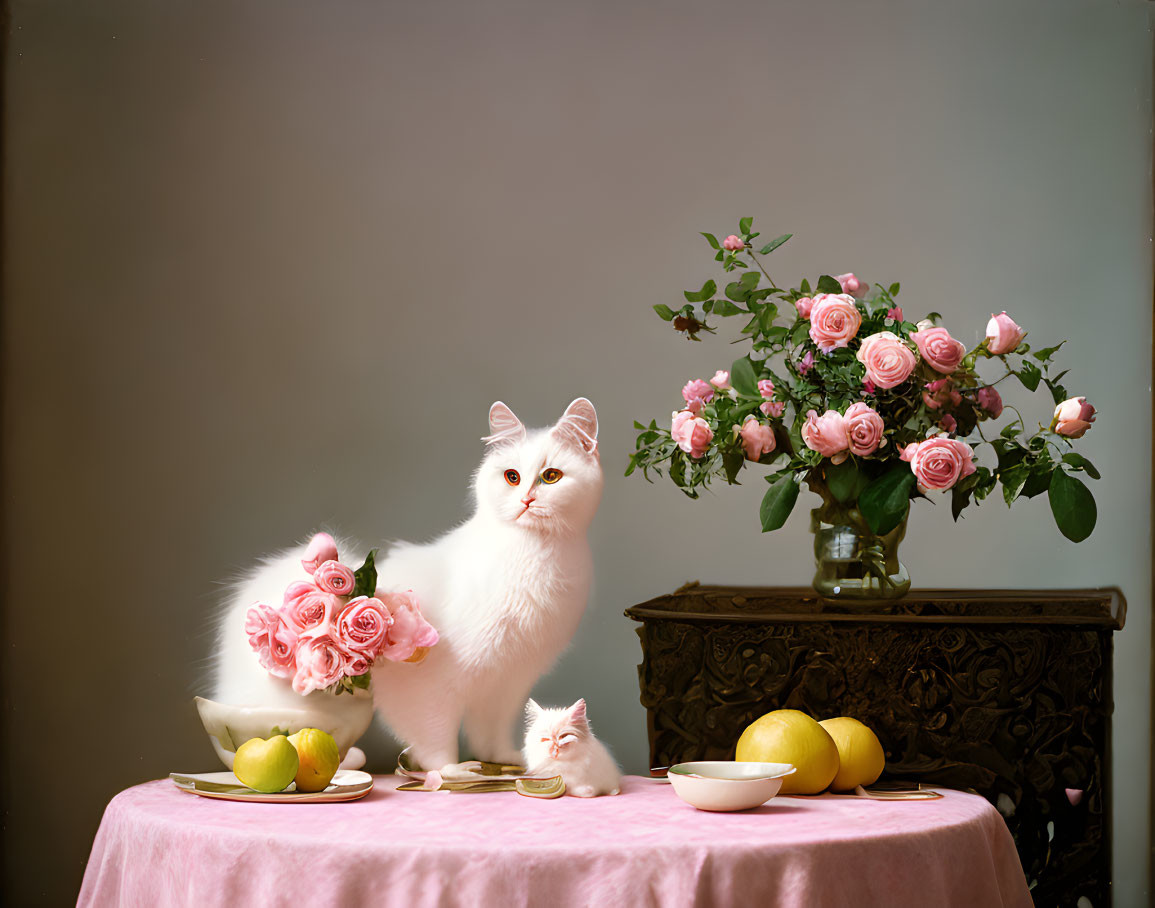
[525, 698, 544, 720]
[567, 698, 588, 727]
[484, 401, 526, 447]
[552, 398, 598, 456]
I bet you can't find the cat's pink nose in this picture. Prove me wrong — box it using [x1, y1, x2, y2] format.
[521, 496, 535, 507]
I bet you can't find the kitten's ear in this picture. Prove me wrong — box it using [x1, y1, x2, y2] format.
[567, 698, 588, 726]
[484, 401, 526, 447]
[525, 698, 543, 720]
[552, 398, 598, 456]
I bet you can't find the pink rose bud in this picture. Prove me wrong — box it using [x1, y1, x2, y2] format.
[808, 294, 863, 353]
[1053, 397, 1096, 438]
[911, 326, 967, 374]
[899, 443, 919, 462]
[940, 414, 958, 434]
[862, 379, 876, 395]
[685, 397, 704, 416]
[856, 331, 917, 389]
[887, 306, 904, 322]
[301, 532, 339, 576]
[671, 409, 714, 459]
[710, 370, 731, 390]
[976, 386, 1004, 418]
[336, 596, 394, 658]
[798, 350, 815, 374]
[379, 590, 440, 662]
[948, 390, 962, 407]
[843, 403, 885, 457]
[985, 311, 1026, 355]
[926, 378, 950, 393]
[906, 436, 976, 492]
[921, 391, 942, 410]
[739, 416, 777, 461]
[682, 378, 715, 408]
[834, 273, 868, 299]
[801, 409, 850, 464]
[760, 400, 785, 418]
[314, 560, 356, 596]
[722, 235, 745, 252]
[757, 379, 776, 399]
[795, 296, 814, 319]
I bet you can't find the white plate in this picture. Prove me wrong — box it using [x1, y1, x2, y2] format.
[170, 769, 374, 803]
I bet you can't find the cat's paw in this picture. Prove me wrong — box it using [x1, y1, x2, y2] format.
[339, 747, 366, 771]
[572, 785, 597, 798]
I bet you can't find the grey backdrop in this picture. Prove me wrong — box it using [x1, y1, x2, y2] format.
[3, 1, 1151, 904]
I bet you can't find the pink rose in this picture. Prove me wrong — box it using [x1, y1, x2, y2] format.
[245, 604, 298, 679]
[671, 409, 713, 459]
[798, 350, 815, 374]
[921, 390, 941, 410]
[710, 370, 731, 390]
[940, 414, 957, 434]
[843, 403, 885, 457]
[757, 379, 775, 399]
[808, 294, 862, 354]
[862, 379, 876, 395]
[985, 311, 1025, 355]
[835, 273, 868, 299]
[976, 386, 1003, 418]
[899, 443, 919, 462]
[379, 591, 440, 662]
[292, 634, 350, 695]
[739, 417, 777, 461]
[887, 306, 904, 322]
[802, 409, 849, 464]
[911, 326, 966, 374]
[856, 331, 917, 389]
[336, 596, 394, 658]
[682, 379, 715, 408]
[685, 397, 704, 416]
[283, 588, 342, 635]
[906, 436, 976, 492]
[1053, 397, 1095, 438]
[926, 378, 950, 393]
[722, 235, 745, 252]
[795, 296, 814, 319]
[301, 532, 338, 576]
[760, 400, 785, 418]
[314, 560, 356, 596]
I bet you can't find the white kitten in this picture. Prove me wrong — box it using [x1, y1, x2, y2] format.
[212, 398, 603, 773]
[522, 698, 621, 797]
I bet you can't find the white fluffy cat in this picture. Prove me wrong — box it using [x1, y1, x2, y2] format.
[523, 698, 621, 797]
[212, 398, 603, 772]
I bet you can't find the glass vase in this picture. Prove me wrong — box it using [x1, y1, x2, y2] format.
[810, 506, 911, 601]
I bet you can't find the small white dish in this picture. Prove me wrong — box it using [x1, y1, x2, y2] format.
[668, 761, 796, 811]
[170, 769, 374, 803]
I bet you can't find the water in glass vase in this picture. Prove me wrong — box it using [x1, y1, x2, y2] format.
[811, 509, 910, 600]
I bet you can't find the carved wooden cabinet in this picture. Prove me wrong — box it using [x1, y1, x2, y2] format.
[625, 586, 1125, 908]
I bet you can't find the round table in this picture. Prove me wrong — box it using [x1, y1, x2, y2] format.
[79, 775, 1031, 907]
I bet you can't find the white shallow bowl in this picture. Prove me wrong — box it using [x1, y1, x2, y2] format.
[194, 695, 373, 770]
[668, 761, 796, 811]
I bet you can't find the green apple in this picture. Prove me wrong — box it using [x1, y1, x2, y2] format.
[233, 735, 300, 793]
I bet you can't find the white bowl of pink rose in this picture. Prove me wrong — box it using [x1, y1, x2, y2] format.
[668, 761, 796, 811]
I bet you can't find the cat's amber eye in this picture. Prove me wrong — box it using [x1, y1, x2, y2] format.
[504, 469, 520, 486]
[540, 468, 563, 484]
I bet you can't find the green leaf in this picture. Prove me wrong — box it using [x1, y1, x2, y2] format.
[684, 280, 717, 303]
[816, 274, 842, 294]
[722, 450, 744, 483]
[888, 282, 901, 296]
[758, 306, 779, 334]
[1048, 469, 1097, 542]
[739, 216, 754, 234]
[925, 311, 942, 323]
[951, 485, 972, 521]
[858, 468, 916, 535]
[350, 672, 371, 690]
[1032, 342, 1065, 362]
[701, 232, 720, 250]
[825, 459, 868, 504]
[712, 299, 742, 317]
[740, 270, 760, 290]
[1017, 362, 1042, 392]
[725, 281, 748, 302]
[1062, 452, 1101, 480]
[653, 304, 675, 321]
[1045, 377, 1069, 405]
[730, 355, 760, 397]
[1021, 464, 1054, 499]
[760, 475, 799, 532]
[352, 549, 378, 598]
[1000, 463, 1029, 506]
[758, 233, 792, 255]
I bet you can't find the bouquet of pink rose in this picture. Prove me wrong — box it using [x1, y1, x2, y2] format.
[628, 218, 1099, 584]
[245, 533, 439, 696]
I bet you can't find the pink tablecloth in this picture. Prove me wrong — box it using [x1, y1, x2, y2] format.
[79, 775, 1031, 908]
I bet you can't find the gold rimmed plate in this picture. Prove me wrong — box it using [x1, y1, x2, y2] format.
[170, 769, 374, 803]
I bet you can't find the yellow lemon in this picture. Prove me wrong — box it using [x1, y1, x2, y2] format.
[287, 728, 341, 793]
[233, 735, 299, 793]
[736, 709, 839, 794]
[818, 717, 885, 791]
